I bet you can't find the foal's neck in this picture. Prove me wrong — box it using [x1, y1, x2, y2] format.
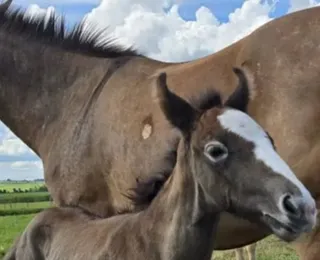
[143, 141, 219, 260]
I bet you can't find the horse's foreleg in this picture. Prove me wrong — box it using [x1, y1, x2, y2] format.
[245, 243, 257, 260]
[234, 247, 245, 260]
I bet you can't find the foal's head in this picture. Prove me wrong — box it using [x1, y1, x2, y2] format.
[153, 68, 317, 242]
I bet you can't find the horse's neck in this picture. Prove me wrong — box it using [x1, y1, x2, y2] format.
[142, 145, 218, 260]
[0, 32, 109, 154]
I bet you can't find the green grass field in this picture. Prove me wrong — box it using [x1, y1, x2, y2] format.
[0, 201, 51, 210]
[0, 181, 51, 257]
[0, 214, 35, 258]
[0, 181, 44, 192]
[213, 236, 298, 260]
[0, 192, 51, 204]
[0, 201, 53, 216]
[0, 191, 49, 199]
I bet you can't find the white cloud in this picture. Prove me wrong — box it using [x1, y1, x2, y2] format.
[82, 0, 276, 62]
[0, 161, 43, 180]
[0, 138, 29, 156]
[18, 0, 274, 62]
[0, 125, 37, 156]
[11, 161, 43, 170]
[1, 0, 320, 179]
[0, 122, 41, 180]
[12, 0, 100, 6]
[288, 0, 320, 13]
[20, 0, 320, 62]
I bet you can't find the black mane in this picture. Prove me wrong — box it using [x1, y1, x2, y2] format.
[189, 89, 222, 112]
[127, 173, 170, 206]
[124, 148, 177, 208]
[0, 4, 139, 58]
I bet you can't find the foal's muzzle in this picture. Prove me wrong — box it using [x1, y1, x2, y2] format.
[263, 194, 317, 242]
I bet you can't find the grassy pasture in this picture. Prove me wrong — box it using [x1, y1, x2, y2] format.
[0, 201, 52, 216]
[213, 236, 298, 260]
[0, 181, 52, 257]
[0, 201, 51, 210]
[0, 214, 35, 258]
[0, 192, 50, 204]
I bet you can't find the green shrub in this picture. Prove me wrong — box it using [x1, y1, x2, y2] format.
[0, 208, 44, 216]
[0, 192, 51, 204]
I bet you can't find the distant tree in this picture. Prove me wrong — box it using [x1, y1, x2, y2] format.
[38, 185, 48, 192]
[3, 189, 7, 193]
[13, 188, 18, 193]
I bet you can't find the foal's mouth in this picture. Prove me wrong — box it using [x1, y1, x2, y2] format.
[260, 194, 317, 242]
[264, 214, 297, 233]
[262, 214, 306, 242]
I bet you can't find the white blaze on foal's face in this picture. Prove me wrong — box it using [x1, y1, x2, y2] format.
[217, 108, 316, 225]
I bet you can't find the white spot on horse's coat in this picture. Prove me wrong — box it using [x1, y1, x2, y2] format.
[217, 109, 315, 207]
[142, 124, 152, 140]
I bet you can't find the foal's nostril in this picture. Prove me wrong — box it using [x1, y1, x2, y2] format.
[282, 195, 301, 217]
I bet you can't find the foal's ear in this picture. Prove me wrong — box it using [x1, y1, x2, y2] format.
[153, 72, 197, 134]
[224, 67, 250, 112]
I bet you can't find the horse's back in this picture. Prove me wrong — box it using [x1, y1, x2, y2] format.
[3, 209, 52, 260]
[240, 5, 320, 190]
[3, 207, 93, 260]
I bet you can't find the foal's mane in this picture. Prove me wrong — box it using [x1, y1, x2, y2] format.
[189, 89, 222, 111]
[0, 1, 139, 58]
[126, 149, 176, 208]
[127, 88, 224, 207]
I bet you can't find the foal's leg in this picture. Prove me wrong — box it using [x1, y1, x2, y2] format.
[245, 243, 256, 260]
[234, 243, 256, 260]
[234, 247, 245, 260]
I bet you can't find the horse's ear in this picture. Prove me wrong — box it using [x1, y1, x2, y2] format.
[224, 67, 250, 112]
[153, 72, 197, 134]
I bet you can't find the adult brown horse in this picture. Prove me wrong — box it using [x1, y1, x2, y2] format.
[1, 0, 320, 259]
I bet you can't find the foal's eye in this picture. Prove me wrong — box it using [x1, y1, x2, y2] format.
[204, 141, 228, 163]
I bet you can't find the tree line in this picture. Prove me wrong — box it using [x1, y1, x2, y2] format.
[0, 185, 48, 194]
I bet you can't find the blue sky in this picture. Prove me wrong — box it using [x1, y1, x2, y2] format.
[15, 0, 292, 25]
[178, 0, 291, 21]
[0, 0, 318, 180]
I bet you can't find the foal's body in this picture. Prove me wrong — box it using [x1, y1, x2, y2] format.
[5, 163, 217, 260]
[4, 71, 316, 260]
